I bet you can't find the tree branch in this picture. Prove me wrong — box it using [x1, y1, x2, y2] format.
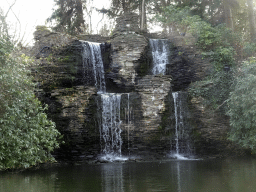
[4, 0, 17, 18]
[214, 99, 228, 112]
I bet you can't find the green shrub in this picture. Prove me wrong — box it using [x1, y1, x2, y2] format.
[208, 47, 235, 71]
[227, 58, 256, 151]
[243, 42, 256, 58]
[189, 70, 234, 111]
[0, 9, 60, 170]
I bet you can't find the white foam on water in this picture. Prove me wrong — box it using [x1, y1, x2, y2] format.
[170, 153, 199, 161]
[100, 154, 128, 162]
[172, 153, 190, 160]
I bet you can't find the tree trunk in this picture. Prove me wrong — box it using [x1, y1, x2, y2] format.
[122, 0, 128, 13]
[141, 0, 146, 31]
[76, 0, 85, 33]
[223, 4, 233, 30]
[247, 0, 256, 41]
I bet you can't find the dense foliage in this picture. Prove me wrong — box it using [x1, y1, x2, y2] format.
[0, 11, 60, 169]
[227, 58, 256, 151]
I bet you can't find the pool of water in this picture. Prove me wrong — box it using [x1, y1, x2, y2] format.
[1, 158, 256, 192]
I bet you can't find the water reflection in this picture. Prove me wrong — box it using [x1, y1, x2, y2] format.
[0, 169, 57, 192]
[168, 160, 195, 192]
[1, 158, 256, 191]
[177, 162, 181, 192]
[101, 163, 124, 192]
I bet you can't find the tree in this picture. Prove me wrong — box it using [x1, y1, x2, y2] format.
[48, 0, 85, 35]
[154, 0, 240, 30]
[84, 0, 93, 34]
[0, 9, 60, 169]
[100, 0, 150, 30]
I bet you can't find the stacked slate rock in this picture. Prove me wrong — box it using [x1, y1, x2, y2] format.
[108, 13, 148, 90]
[112, 12, 140, 37]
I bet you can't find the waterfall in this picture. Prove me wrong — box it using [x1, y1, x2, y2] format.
[172, 92, 192, 159]
[81, 41, 106, 93]
[100, 93, 128, 161]
[81, 39, 183, 161]
[150, 39, 169, 75]
[173, 92, 181, 155]
[81, 41, 127, 160]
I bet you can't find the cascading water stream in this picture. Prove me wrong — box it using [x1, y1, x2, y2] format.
[81, 41, 106, 93]
[101, 93, 123, 159]
[81, 40, 127, 161]
[172, 92, 192, 160]
[150, 39, 169, 75]
[100, 93, 129, 161]
[173, 92, 180, 155]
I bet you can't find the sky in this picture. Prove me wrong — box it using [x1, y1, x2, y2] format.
[1, 0, 110, 45]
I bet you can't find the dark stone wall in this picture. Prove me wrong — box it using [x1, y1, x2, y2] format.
[32, 39, 109, 161]
[47, 87, 101, 161]
[166, 46, 210, 92]
[77, 34, 110, 43]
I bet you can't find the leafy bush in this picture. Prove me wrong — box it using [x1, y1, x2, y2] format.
[0, 9, 60, 170]
[243, 42, 256, 58]
[227, 58, 256, 151]
[208, 47, 235, 71]
[189, 70, 234, 111]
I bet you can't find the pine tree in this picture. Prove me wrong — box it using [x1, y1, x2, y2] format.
[48, 0, 85, 35]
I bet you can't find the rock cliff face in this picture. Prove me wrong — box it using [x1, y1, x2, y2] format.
[32, 14, 243, 161]
[189, 97, 246, 158]
[32, 39, 102, 160]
